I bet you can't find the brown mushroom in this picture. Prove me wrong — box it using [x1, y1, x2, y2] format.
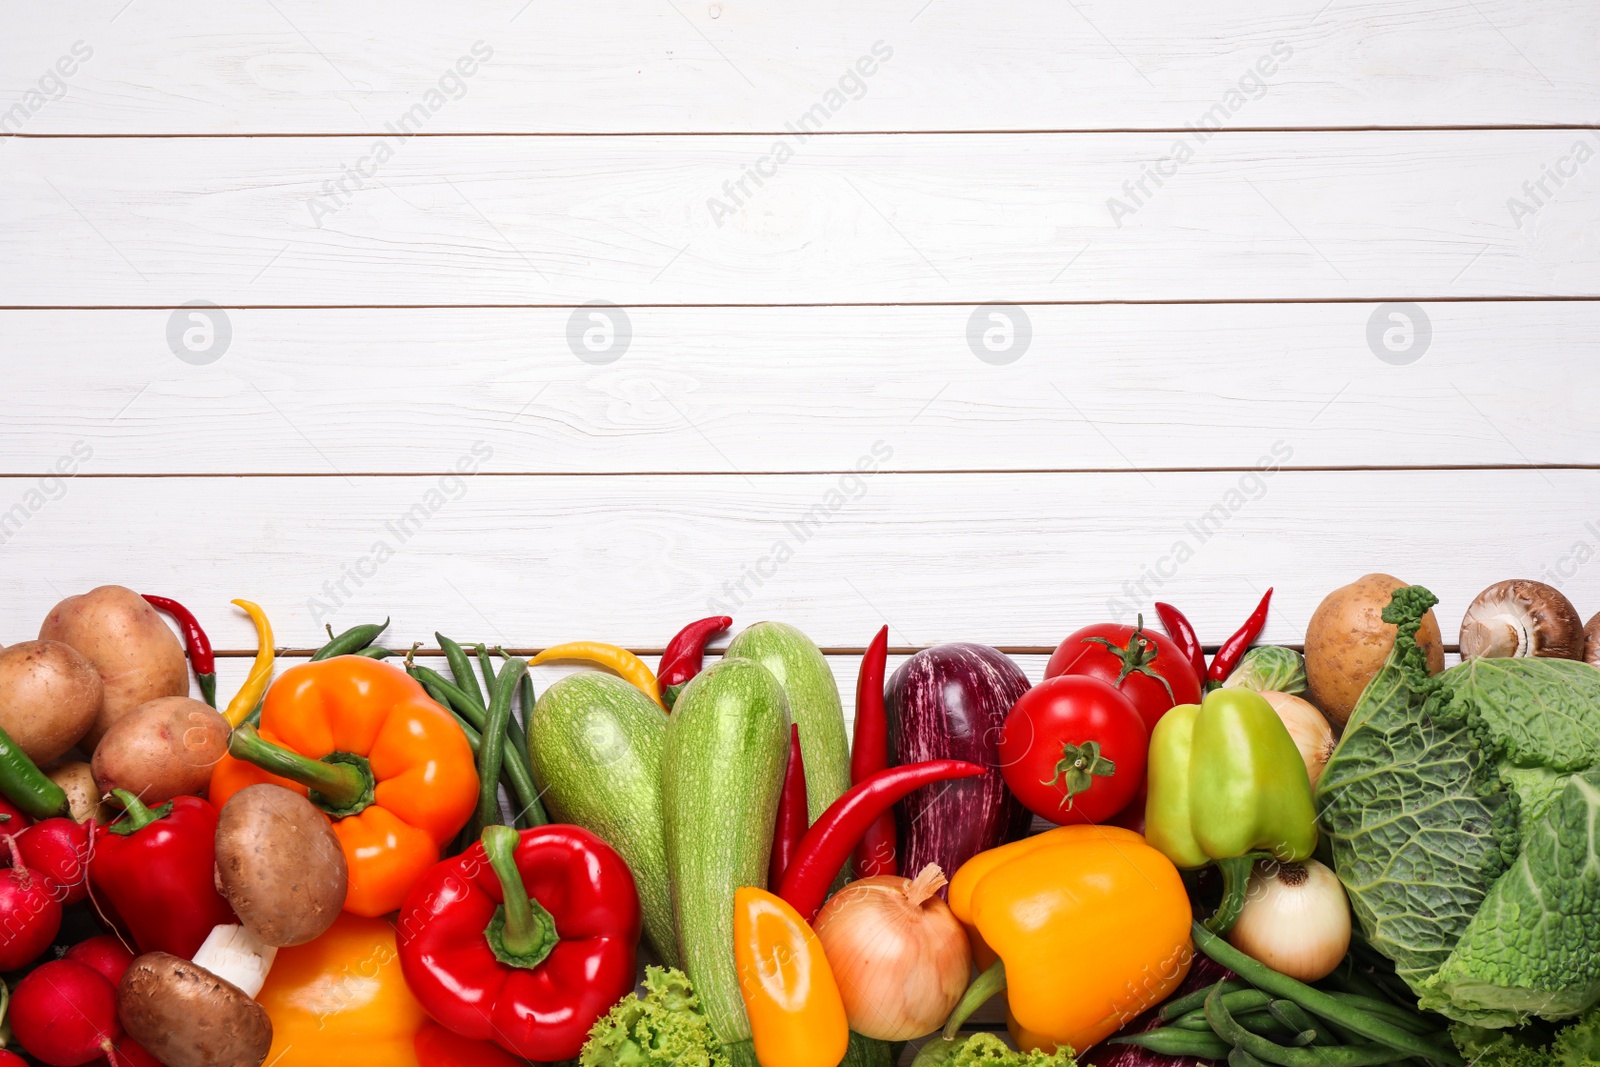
[1459, 579, 1584, 660]
[214, 784, 348, 948]
[1584, 612, 1600, 667]
[118, 952, 272, 1067]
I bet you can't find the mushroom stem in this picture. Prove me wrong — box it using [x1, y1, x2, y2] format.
[1466, 616, 1524, 658]
[191, 924, 276, 999]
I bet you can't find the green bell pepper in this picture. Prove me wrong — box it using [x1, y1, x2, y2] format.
[1145, 688, 1319, 933]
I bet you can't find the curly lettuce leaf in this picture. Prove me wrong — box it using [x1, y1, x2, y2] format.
[582, 966, 728, 1067]
[1421, 768, 1600, 1026]
[1316, 586, 1515, 993]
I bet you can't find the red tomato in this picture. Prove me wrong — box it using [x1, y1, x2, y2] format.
[998, 675, 1148, 826]
[1045, 618, 1202, 733]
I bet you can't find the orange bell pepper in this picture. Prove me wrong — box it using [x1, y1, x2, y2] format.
[947, 825, 1192, 1056]
[210, 656, 478, 916]
[732, 887, 849, 1067]
[257, 912, 428, 1067]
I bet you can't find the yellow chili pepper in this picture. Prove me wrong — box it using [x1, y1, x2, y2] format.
[223, 598, 274, 726]
[733, 887, 849, 1067]
[529, 640, 665, 709]
[257, 911, 428, 1067]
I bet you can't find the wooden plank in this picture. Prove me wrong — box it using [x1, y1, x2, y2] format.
[7, 302, 1598, 474]
[2, 470, 1591, 653]
[4, 132, 1597, 305]
[4, 0, 1595, 134]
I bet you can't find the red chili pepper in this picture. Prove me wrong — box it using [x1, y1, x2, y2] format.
[850, 625, 896, 879]
[769, 724, 808, 888]
[142, 595, 217, 708]
[778, 760, 984, 923]
[1207, 588, 1274, 689]
[396, 824, 640, 1063]
[657, 616, 732, 710]
[89, 790, 236, 958]
[1154, 602, 1208, 687]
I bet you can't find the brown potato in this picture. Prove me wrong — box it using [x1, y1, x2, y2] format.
[119, 952, 273, 1067]
[215, 784, 347, 947]
[40, 586, 189, 749]
[92, 697, 230, 807]
[47, 760, 114, 824]
[0, 640, 103, 764]
[1304, 573, 1445, 728]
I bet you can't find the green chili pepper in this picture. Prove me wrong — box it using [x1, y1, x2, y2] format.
[0, 726, 68, 820]
[312, 619, 390, 660]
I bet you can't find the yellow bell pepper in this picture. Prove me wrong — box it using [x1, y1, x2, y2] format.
[733, 887, 849, 1067]
[947, 825, 1192, 1056]
[256, 912, 428, 1067]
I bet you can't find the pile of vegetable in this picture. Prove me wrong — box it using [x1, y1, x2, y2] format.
[0, 571, 1594, 1067]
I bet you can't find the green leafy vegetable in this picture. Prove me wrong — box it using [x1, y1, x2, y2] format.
[1222, 645, 1307, 695]
[1453, 1003, 1600, 1065]
[581, 966, 728, 1067]
[912, 1033, 1077, 1067]
[1316, 586, 1600, 1030]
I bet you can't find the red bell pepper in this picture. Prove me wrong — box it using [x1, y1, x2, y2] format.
[89, 790, 236, 958]
[396, 824, 641, 1062]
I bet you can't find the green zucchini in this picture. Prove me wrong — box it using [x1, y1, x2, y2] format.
[663, 657, 790, 1067]
[530, 672, 677, 966]
[724, 621, 850, 823]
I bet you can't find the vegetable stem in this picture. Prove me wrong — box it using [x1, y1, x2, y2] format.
[941, 960, 1006, 1040]
[481, 825, 558, 968]
[226, 724, 374, 816]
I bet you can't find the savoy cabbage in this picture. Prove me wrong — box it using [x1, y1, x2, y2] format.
[1316, 586, 1600, 1030]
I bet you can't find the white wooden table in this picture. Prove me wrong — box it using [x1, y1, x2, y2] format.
[3, 1, 1597, 697]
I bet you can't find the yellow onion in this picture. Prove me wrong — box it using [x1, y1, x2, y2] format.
[1260, 690, 1336, 788]
[1228, 859, 1351, 982]
[812, 864, 971, 1041]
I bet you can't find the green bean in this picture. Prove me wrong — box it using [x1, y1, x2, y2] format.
[312, 619, 390, 660]
[1162, 979, 1253, 1020]
[477, 643, 498, 697]
[1206, 982, 1412, 1066]
[510, 670, 533, 766]
[1269, 1001, 1334, 1046]
[437, 634, 487, 711]
[1110, 1028, 1232, 1059]
[353, 646, 392, 659]
[1321, 994, 1439, 1036]
[1192, 924, 1465, 1065]
[476, 657, 528, 830]
[406, 665, 487, 728]
[1174, 989, 1276, 1028]
[1231, 1049, 1273, 1067]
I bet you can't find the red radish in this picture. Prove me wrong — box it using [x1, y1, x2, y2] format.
[10, 960, 122, 1066]
[0, 834, 62, 969]
[67, 934, 137, 987]
[0, 796, 34, 834]
[0, 1051, 27, 1066]
[17, 818, 91, 904]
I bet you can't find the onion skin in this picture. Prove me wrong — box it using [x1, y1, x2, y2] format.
[1226, 860, 1350, 982]
[813, 868, 971, 1041]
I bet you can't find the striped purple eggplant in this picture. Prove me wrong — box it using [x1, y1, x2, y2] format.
[885, 642, 1032, 882]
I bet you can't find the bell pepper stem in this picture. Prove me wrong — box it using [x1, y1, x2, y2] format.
[1205, 855, 1260, 934]
[226, 724, 374, 818]
[108, 788, 174, 836]
[481, 825, 559, 968]
[942, 960, 1007, 1040]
